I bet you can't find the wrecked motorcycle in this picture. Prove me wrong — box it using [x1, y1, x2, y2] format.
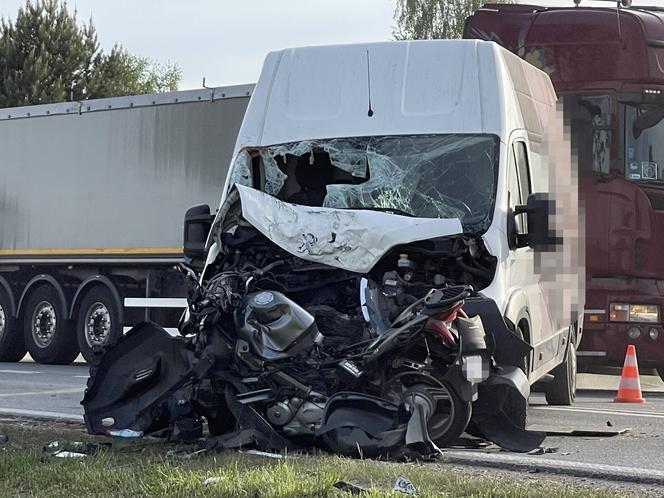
[83, 226, 545, 457]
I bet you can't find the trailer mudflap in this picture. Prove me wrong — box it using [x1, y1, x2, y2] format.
[82, 321, 196, 436]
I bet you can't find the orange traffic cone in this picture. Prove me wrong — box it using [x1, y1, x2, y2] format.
[614, 345, 646, 403]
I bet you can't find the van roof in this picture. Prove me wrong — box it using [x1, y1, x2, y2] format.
[235, 39, 556, 150]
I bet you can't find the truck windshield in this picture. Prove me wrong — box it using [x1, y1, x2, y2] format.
[230, 134, 499, 232]
[625, 104, 664, 183]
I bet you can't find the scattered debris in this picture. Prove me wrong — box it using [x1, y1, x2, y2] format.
[393, 475, 416, 495]
[44, 441, 59, 450]
[527, 447, 558, 455]
[202, 477, 224, 486]
[451, 437, 492, 449]
[53, 451, 87, 458]
[166, 448, 208, 460]
[108, 429, 143, 438]
[333, 481, 368, 495]
[43, 440, 110, 457]
[544, 428, 630, 437]
[607, 421, 613, 427]
[243, 450, 284, 459]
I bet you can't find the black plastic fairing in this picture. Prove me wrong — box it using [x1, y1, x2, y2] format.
[82, 321, 195, 435]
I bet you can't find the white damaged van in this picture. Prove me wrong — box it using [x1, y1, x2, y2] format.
[215, 39, 581, 400]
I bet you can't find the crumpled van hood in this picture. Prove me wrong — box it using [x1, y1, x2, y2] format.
[234, 185, 463, 274]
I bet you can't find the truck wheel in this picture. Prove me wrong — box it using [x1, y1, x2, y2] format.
[545, 329, 577, 406]
[503, 323, 529, 428]
[76, 286, 122, 364]
[0, 287, 26, 362]
[23, 286, 78, 364]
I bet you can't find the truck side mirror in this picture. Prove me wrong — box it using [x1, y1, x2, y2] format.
[183, 204, 214, 265]
[510, 193, 561, 251]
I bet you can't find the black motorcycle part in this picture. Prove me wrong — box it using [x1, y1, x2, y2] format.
[306, 305, 364, 338]
[456, 315, 488, 353]
[169, 399, 203, 443]
[82, 321, 199, 436]
[206, 388, 296, 452]
[422, 286, 471, 314]
[403, 389, 437, 457]
[317, 392, 408, 459]
[461, 296, 531, 368]
[469, 384, 546, 453]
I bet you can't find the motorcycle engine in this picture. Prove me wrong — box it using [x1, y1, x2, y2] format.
[265, 398, 326, 436]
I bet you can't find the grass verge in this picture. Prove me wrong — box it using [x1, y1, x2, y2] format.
[0, 421, 625, 498]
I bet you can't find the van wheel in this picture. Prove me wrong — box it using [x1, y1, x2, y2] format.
[76, 286, 122, 364]
[657, 367, 664, 383]
[23, 286, 78, 365]
[0, 287, 26, 362]
[503, 323, 529, 428]
[545, 330, 577, 406]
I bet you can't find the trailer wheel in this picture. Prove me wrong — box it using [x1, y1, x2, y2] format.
[0, 287, 26, 362]
[76, 286, 121, 364]
[23, 286, 78, 364]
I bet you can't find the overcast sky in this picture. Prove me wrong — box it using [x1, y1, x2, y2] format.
[0, 0, 647, 90]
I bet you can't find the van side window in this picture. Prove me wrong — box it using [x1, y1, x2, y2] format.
[508, 148, 525, 234]
[510, 141, 531, 235]
[514, 141, 532, 202]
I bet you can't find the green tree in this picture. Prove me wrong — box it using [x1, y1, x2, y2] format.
[393, 0, 512, 40]
[0, 0, 181, 108]
[88, 46, 181, 99]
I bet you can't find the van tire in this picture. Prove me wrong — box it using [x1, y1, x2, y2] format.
[76, 286, 122, 364]
[657, 367, 664, 383]
[545, 328, 577, 406]
[23, 285, 78, 365]
[503, 323, 529, 429]
[0, 287, 26, 362]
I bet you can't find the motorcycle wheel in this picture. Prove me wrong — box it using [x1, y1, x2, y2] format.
[387, 373, 472, 448]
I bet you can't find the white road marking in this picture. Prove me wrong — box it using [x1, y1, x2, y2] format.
[0, 369, 43, 374]
[0, 388, 82, 397]
[443, 450, 664, 485]
[73, 375, 89, 378]
[0, 407, 83, 421]
[532, 405, 664, 419]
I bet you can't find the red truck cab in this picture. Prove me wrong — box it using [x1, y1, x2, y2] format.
[465, 3, 664, 375]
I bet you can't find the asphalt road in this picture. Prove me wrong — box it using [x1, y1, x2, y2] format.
[2, 362, 664, 479]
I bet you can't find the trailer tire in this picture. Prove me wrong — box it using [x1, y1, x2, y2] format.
[503, 322, 529, 429]
[23, 286, 78, 365]
[76, 286, 122, 364]
[0, 287, 26, 362]
[545, 333, 577, 406]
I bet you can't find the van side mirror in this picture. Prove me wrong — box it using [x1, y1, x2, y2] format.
[183, 204, 214, 265]
[509, 193, 561, 251]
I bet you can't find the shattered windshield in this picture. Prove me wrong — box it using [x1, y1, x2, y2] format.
[625, 104, 664, 183]
[229, 135, 499, 231]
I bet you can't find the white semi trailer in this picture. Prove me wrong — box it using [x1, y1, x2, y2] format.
[0, 85, 252, 364]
